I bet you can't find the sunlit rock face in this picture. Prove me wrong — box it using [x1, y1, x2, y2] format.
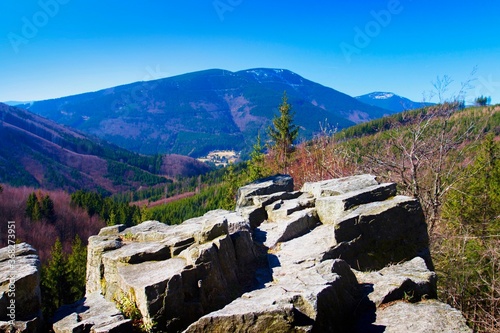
[50, 174, 470, 333]
[0, 243, 42, 333]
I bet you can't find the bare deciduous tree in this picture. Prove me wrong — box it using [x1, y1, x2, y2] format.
[360, 70, 484, 233]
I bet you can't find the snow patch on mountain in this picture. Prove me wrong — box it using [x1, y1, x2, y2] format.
[370, 92, 395, 99]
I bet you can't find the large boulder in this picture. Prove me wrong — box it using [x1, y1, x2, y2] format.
[301, 174, 379, 198]
[184, 259, 360, 333]
[354, 256, 437, 307]
[323, 195, 431, 271]
[52, 292, 131, 333]
[0, 243, 42, 333]
[355, 300, 472, 333]
[259, 208, 319, 248]
[315, 182, 397, 223]
[236, 174, 294, 208]
[86, 236, 123, 295]
[75, 210, 259, 332]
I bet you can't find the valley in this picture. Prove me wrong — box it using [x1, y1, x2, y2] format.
[16, 68, 395, 157]
[0, 103, 209, 193]
[2, 68, 421, 193]
[1, 69, 498, 333]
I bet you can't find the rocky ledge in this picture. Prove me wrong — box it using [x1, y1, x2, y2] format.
[0, 243, 42, 333]
[49, 174, 471, 333]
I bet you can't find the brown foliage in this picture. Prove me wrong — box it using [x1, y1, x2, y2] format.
[355, 103, 491, 234]
[287, 139, 356, 190]
[0, 185, 105, 262]
[161, 154, 211, 178]
[264, 123, 356, 189]
[264, 137, 356, 190]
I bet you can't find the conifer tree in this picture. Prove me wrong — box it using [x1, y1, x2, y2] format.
[221, 164, 238, 210]
[41, 238, 67, 318]
[66, 235, 87, 302]
[247, 132, 268, 182]
[25, 192, 38, 220]
[32, 200, 42, 221]
[140, 204, 152, 222]
[443, 134, 500, 235]
[437, 135, 500, 331]
[41, 195, 56, 223]
[108, 210, 117, 226]
[474, 95, 490, 106]
[268, 91, 299, 173]
[26, 192, 56, 222]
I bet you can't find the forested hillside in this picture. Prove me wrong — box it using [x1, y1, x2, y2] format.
[20, 68, 393, 157]
[0, 103, 210, 192]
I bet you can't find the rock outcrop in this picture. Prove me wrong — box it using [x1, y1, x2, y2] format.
[354, 300, 472, 333]
[0, 243, 42, 333]
[52, 292, 132, 333]
[67, 210, 258, 332]
[52, 174, 472, 333]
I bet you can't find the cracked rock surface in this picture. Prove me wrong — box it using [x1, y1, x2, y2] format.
[0, 243, 42, 333]
[49, 174, 471, 333]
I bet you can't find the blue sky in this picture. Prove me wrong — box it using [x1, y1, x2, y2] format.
[1, 0, 499, 104]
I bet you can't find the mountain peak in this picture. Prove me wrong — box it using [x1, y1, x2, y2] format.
[2, 100, 32, 106]
[240, 68, 292, 74]
[356, 92, 433, 113]
[367, 92, 396, 100]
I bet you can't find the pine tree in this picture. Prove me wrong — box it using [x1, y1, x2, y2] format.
[32, 200, 42, 221]
[108, 210, 117, 226]
[66, 235, 87, 302]
[140, 204, 152, 222]
[443, 134, 500, 235]
[474, 95, 490, 106]
[25, 192, 38, 220]
[41, 195, 56, 223]
[247, 132, 268, 182]
[41, 238, 67, 318]
[268, 91, 299, 173]
[437, 135, 500, 331]
[115, 206, 127, 226]
[221, 164, 240, 210]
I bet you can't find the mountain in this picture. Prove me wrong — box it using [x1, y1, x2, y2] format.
[356, 92, 433, 113]
[21, 68, 393, 157]
[3, 101, 31, 106]
[0, 103, 209, 192]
